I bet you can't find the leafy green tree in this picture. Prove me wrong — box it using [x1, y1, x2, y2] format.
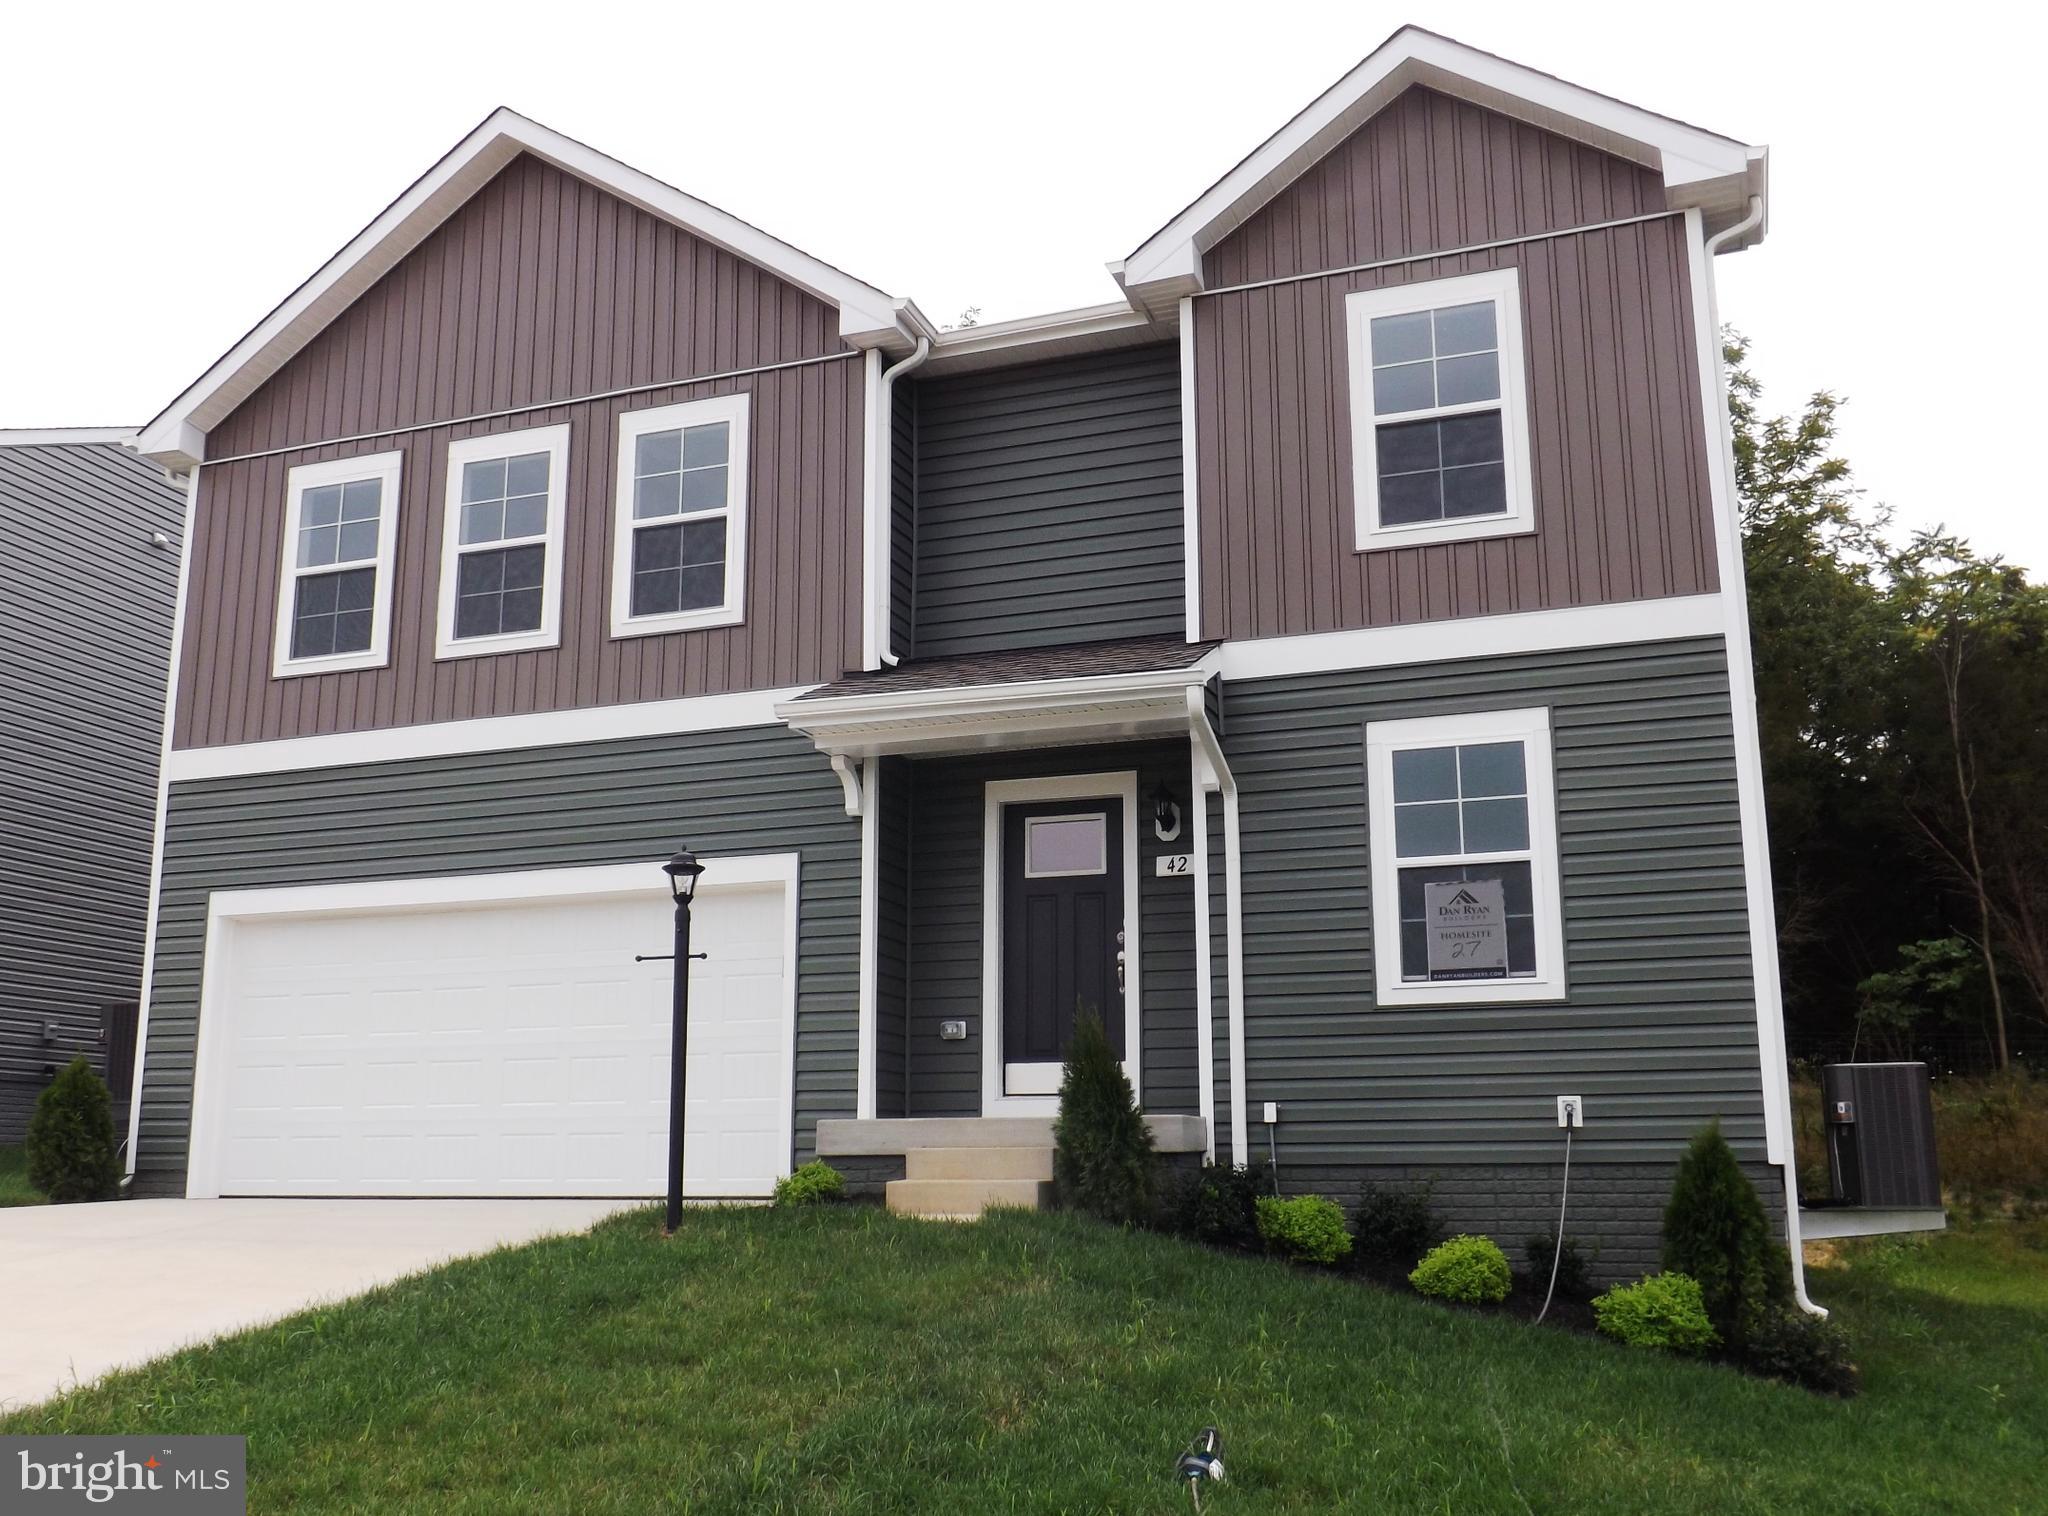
[1853, 937, 1980, 1061]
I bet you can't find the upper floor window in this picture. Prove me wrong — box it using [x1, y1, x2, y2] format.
[1365, 706, 1565, 1006]
[1345, 268, 1533, 551]
[435, 424, 570, 658]
[272, 450, 403, 678]
[610, 393, 749, 639]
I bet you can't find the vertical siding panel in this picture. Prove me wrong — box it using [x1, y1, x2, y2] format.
[184, 156, 861, 749]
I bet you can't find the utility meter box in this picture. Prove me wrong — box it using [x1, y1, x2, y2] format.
[1821, 1062, 1941, 1208]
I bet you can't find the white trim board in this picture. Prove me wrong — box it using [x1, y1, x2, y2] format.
[1219, 594, 1724, 682]
[164, 686, 808, 782]
[182, 852, 801, 1200]
[980, 772, 1143, 1118]
[137, 107, 910, 468]
[0, 427, 136, 447]
[126, 465, 202, 1176]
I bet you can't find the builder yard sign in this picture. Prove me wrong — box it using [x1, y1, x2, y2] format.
[1422, 879, 1509, 981]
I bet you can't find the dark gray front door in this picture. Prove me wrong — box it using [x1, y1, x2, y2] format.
[1001, 798, 1124, 1092]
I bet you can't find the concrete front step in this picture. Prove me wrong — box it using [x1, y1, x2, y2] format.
[905, 1146, 1054, 1182]
[886, 1177, 1053, 1217]
[816, 1113, 1208, 1156]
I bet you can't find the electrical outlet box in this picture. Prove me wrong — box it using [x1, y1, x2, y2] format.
[1556, 1096, 1584, 1129]
[1262, 1101, 1280, 1125]
[938, 1020, 967, 1041]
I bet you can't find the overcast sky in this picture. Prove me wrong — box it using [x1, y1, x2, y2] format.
[8, 2, 2040, 569]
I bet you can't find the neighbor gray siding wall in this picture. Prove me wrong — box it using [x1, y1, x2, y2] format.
[0, 441, 182, 1138]
[1222, 635, 1772, 1174]
[909, 346, 1185, 658]
[888, 382, 918, 662]
[133, 725, 857, 1195]
[904, 742, 1198, 1117]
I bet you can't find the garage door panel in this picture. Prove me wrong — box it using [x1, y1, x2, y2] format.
[200, 881, 790, 1198]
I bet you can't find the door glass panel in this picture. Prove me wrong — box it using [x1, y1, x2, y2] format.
[1024, 814, 1107, 877]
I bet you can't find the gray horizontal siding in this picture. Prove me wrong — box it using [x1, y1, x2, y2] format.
[1224, 635, 1771, 1172]
[889, 382, 918, 662]
[905, 742, 1198, 1118]
[134, 725, 857, 1195]
[0, 442, 182, 1137]
[910, 346, 1185, 657]
[875, 755, 912, 1119]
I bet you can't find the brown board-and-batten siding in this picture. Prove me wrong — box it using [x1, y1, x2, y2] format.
[1193, 87, 1718, 642]
[131, 726, 858, 1196]
[176, 153, 865, 750]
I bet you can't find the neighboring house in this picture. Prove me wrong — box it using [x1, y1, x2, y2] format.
[125, 27, 1807, 1288]
[0, 430, 183, 1139]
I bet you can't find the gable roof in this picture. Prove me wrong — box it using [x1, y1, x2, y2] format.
[137, 108, 921, 468]
[1118, 26, 1767, 317]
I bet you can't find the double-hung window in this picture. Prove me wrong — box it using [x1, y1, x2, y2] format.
[611, 393, 749, 637]
[1345, 267, 1534, 550]
[273, 450, 403, 677]
[436, 424, 570, 658]
[1365, 707, 1565, 1005]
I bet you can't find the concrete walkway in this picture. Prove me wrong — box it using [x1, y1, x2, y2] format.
[0, 1198, 630, 1411]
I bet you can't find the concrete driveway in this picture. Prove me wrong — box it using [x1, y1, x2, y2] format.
[0, 1198, 630, 1411]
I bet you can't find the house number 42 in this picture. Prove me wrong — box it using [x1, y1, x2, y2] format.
[1155, 854, 1193, 878]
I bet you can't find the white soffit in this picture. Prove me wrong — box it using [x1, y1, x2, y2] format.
[1121, 25, 1767, 312]
[137, 108, 910, 469]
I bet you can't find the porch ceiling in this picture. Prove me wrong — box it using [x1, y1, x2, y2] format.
[777, 636, 1221, 762]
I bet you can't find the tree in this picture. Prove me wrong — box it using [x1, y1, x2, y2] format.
[1052, 1012, 1156, 1225]
[25, 1057, 121, 1203]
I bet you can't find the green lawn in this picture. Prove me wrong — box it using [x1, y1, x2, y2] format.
[4, 1206, 2042, 1514]
[0, 1144, 43, 1206]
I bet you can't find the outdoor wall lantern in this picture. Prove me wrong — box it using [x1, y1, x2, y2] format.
[660, 847, 706, 1234]
[1152, 781, 1183, 842]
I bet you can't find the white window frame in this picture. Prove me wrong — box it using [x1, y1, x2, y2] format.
[272, 449, 404, 679]
[1365, 705, 1566, 1006]
[1345, 267, 1535, 552]
[434, 423, 571, 660]
[610, 393, 749, 639]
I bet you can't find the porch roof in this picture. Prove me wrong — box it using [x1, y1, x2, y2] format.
[776, 634, 1222, 763]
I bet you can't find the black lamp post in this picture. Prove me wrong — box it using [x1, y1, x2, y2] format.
[661, 847, 706, 1234]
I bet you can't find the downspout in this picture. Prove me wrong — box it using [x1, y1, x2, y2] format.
[1700, 194, 1824, 1317]
[874, 337, 931, 667]
[1187, 686, 1248, 1166]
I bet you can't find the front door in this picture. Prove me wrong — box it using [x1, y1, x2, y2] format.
[1001, 798, 1125, 1096]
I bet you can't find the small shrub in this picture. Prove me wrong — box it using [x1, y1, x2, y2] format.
[1052, 1012, 1156, 1225]
[1350, 1182, 1441, 1272]
[1662, 1122, 1791, 1350]
[1745, 1308, 1859, 1396]
[25, 1057, 120, 1205]
[1157, 1161, 1268, 1250]
[773, 1160, 844, 1207]
[1524, 1232, 1591, 1298]
[1255, 1194, 1352, 1265]
[1409, 1234, 1511, 1304]
[1593, 1272, 1718, 1354]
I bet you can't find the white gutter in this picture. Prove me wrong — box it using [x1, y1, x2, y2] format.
[866, 336, 932, 669]
[1690, 194, 1823, 1317]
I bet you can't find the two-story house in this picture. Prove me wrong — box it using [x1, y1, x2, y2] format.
[127, 27, 1806, 1291]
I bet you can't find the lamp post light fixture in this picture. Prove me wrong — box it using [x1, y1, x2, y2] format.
[661, 847, 706, 1234]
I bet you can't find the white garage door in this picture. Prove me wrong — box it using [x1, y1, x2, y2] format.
[189, 868, 792, 1199]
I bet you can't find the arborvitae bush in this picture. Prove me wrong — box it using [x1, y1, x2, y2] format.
[1662, 1122, 1791, 1350]
[25, 1057, 120, 1204]
[1052, 1012, 1156, 1225]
